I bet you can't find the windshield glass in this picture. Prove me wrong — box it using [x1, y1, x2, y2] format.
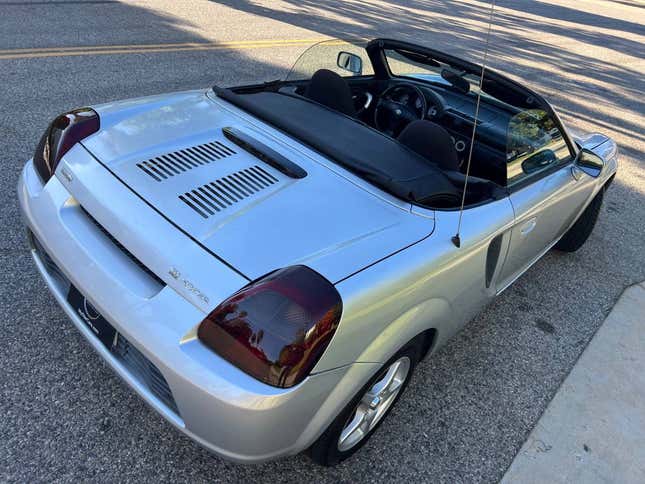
[285, 39, 374, 81]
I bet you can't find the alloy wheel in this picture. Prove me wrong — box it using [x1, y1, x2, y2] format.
[337, 356, 411, 452]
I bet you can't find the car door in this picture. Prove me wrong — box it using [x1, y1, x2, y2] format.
[496, 109, 596, 291]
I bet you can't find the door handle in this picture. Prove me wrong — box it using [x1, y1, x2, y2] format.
[520, 217, 537, 235]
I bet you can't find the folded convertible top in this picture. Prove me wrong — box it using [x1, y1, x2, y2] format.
[213, 86, 460, 207]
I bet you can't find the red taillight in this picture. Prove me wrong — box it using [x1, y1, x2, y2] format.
[197, 266, 343, 388]
[33, 108, 99, 183]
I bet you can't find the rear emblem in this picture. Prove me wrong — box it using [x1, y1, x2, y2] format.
[168, 267, 209, 305]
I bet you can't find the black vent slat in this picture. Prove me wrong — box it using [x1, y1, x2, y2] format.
[212, 181, 238, 203]
[166, 152, 193, 170]
[232, 173, 257, 193]
[180, 165, 278, 218]
[205, 184, 232, 206]
[203, 143, 227, 158]
[190, 190, 216, 212]
[113, 335, 180, 415]
[237, 171, 263, 191]
[220, 177, 246, 199]
[198, 144, 221, 159]
[138, 163, 162, 181]
[186, 147, 209, 164]
[199, 186, 227, 209]
[143, 161, 168, 180]
[174, 150, 201, 168]
[227, 175, 252, 196]
[249, 166, 271, 184]
[195, 188, 224, 211]
[151, 159, 175, 178]
[194, 145, 219, 160]
[253, 165, 279, 183]
[31, 233, 68, 285]
[214, 143, 233, 157]
[186, 192, 215, 215]
[160, 159, 182, 176]
[160, 155, 186, 174]
[215, 141, 236, 156]
[179, 195, 208, 218]
[245, 168, 271, 187]
[137, 140, 236, 181]
[80, 208, 165, 286]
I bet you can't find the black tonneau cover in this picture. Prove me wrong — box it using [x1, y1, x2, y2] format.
[213, 87, 459, 207]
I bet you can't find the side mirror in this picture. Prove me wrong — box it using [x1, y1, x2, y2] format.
[337, 51, 362, 75]
[521, 149, 556, 174]
[575, 148, 604, 178]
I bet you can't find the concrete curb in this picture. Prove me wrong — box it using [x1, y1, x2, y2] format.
[501, 282, 645, 483]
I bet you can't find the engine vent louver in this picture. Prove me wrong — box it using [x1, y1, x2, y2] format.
[179, 165, 278, 218]
[137, 141, 236, 181]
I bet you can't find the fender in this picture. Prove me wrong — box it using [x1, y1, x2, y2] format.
[354, 297, 452, 364]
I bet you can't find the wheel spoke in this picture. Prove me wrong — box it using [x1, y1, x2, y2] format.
[375, 363, 400, 397]
[337, 356, 411, 452]
[338, 407, 366, 449]
[383, 375, 403, 398]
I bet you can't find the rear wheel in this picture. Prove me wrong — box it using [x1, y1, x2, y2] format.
[308, 340, 422, 466]
[554, 189, 603, 252]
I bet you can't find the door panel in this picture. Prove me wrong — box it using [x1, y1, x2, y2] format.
[497, 164, 595, 290]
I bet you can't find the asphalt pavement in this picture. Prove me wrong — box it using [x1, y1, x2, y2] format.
[1, 1, 643, 482]
[502, 282, 645, 483]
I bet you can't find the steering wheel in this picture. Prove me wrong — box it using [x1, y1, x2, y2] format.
[374, 84, 446, 137]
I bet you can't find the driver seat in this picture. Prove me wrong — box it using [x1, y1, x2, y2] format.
[304, 69, 356, 117]
[397, 120, 460, 171]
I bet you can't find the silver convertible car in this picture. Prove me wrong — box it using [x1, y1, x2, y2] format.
[18, 39, 617, 465]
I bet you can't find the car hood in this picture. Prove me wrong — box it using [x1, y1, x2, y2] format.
[82, 89, 433, 283]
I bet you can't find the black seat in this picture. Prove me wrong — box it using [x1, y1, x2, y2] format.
[397, 120, 460, 171]
[304, 69, 356, 117]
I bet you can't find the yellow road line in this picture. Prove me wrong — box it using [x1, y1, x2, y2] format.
[0, 38, 330, 60]
[0, 38, 323, 54]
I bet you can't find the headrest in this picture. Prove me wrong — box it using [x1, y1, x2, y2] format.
[304, 69, 356, 117]
[397, 120, 459, 171]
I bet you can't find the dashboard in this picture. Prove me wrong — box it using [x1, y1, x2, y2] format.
[383, 80, 511, 184]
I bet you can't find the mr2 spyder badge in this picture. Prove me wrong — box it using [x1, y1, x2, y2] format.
[168, 267, 210, 305]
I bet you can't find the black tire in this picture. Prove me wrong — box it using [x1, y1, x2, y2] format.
[307, 338, 423, 466]
[554, 189, 603, 252]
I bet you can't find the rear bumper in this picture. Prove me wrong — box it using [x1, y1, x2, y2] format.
[17, 153, 379, 463]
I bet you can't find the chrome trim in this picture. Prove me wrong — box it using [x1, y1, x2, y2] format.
[363, 91, 373, 110]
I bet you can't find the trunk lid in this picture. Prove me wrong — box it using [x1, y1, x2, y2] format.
[82, 89, 433, 283]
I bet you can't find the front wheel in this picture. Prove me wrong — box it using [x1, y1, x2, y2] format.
[554, 189, 604, 252]
[308, 341, 421, 466]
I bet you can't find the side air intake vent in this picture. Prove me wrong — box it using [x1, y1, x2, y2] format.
[179, 165, 278, 218]
[137, 141, 236, 181]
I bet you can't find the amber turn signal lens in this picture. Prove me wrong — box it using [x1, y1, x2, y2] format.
[197, 266, 343, 388]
